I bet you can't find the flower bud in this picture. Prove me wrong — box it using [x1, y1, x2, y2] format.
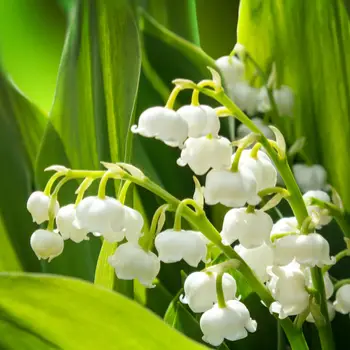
[293, 164, 327, 193]
[204, 167, 257, 207]
[221, 208, 273, 248]
[180, 271, 237, 313]
[177, 136, 232, 175]
[227, 82, 260, 116]
[176, 105, 220, 138]
[274, 233, 335, 267]
[75, 196, 125, 235]
[131, 107, 188, 148]
[303, 190, 332, 228]
[237, 117, 275, 140]
[333, 284, 350, 314]
[56, 204, 89, 243]
[155, 229, 208, 267]
[267, 262, 309, 319]
[27, 191, 59, 224]
[258, 86, 294, 117]
[108, 242, 160, 288]
[238, 150, 277, 204]
[200, 300, 257, 346]
[30, 229, 64, 262]
[215, 56, 245, 85]
[234, 243, 274, 282]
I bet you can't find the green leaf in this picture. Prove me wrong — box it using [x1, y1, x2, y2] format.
[0, 72, 46, 272]
[0, 272, 207, 350]
[36, 0, 141, 280]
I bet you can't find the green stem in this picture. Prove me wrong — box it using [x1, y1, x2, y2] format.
[74, 177, 94, 206]
[258, 187, 290, 198]
[250, 143, 262, 158]
[43, 171, 66, 195]
[118, 180, 132, 205]
[323, 249, 350, 273]
[97, 171, 111, 199]
[334, 279, 350, 291]
[191, 89, 200, 106]
[165, 86, 181, 109]
[216, 272, 226, 308]
[231, 147, 244, 172]
[246, 205, 255, 213]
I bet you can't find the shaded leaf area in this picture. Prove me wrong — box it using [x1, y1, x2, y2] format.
[0, 71, 46, 272]
[36, 0, 141, 281]
[0, 273, 207, 350]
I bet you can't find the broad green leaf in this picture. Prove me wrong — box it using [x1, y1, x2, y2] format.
[36, 0, 141, 281]
[0, 72, 46, 272]
[0, 272, 207, 350]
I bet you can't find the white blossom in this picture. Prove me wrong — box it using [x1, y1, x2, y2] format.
[274, 233, 335, 267]
[177, 136, 232, 175]
[267, 262, 309, 319]
[306, 301, 335, 323]
[27, 191, 59, 224]
[237, 117, 275, 140]
[30, 229, 64, 262]
[180, 271, 237, 313]
[75, 196, 125, 236]
[303, 190, 332, 228]
[204, 167, 257, 207]
[258, 86, 294, 117]
[271, 217, 299, 240]
[176, 105, 220, 138]
[56, 204, 89, 243]
[293, 164, 327, 193]
[238, 150, 277, 204]
[108, 242, 160, 288]
[215, 56, 245, 85]
[234, 243, 274, 282]
[131, 107, 188, 148]
[221, 207, 272, 248]
[333, 284, 350, 314]
[227, 82, 260, 116]
[200, 300, 257, 346]
[155, 229, 208, 267]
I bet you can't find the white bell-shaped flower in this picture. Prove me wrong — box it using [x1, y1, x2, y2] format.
[177, 136, 232, 175]
[108, 242, 160, 288]
[274, 233, 335, 267]
[180, 271, 237, 313]
[303, 190, 332, 228]
[333, 284, 350, 314]
[131, 107, 188, 148]
[30, 229, 64, 262]
[227, 82, 260, 116]
[221, 208, 272, 248]
[176, 105, 220, 138]
[56, 204, 89, 243]
[234, 243, 274, 282]
[304, 269, 334, 299]
[306, 301, 335, 323]
[27, 191, 59, 224]
[215, 56, 245, 85]
[271, 217, 299, 240]
[293, 164, 327, 193]
[204, 167, 257, 207]
[258, 86, 294, 117]
[267, 262, 309, 319]
[75, 196, 125, 235]
[238, 150, 277, 204]
[155, 229, 207, 267]
[237, 117, 275, 140]
[200, 300, 257, 346]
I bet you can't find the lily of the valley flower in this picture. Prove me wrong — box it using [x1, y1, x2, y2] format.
[221, 208, 273, 248]
[177, 136, 232, 175]
[258, 86, 294, 117]
[180, 271, 237, 313]
[176, 105, 220, 138]
[270, 217, 299, 239]
[30, 229, 64, 262]
[204, 167, 257, 207]
[108, 242, 160, 288]
[303, 190, 332, 228]
[27, 191, 59, 224]
[56, 204, 89, 243]
[234, 243, 274, 282]
[155, 229, 208, 267]
[227, 82, 260, 116]
[200, 300, 257, 346]
[274, 233, 335, 267]
[131, 107, 188, 148]
[293, 164, 327, 193]
[267, 262, 309, 319]
[215, 56, 245, 85]
[333, 284, 350, 314]
[75, 196, 125, 234]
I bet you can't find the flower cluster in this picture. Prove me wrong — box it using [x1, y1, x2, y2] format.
[27, 44, 350, 347]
